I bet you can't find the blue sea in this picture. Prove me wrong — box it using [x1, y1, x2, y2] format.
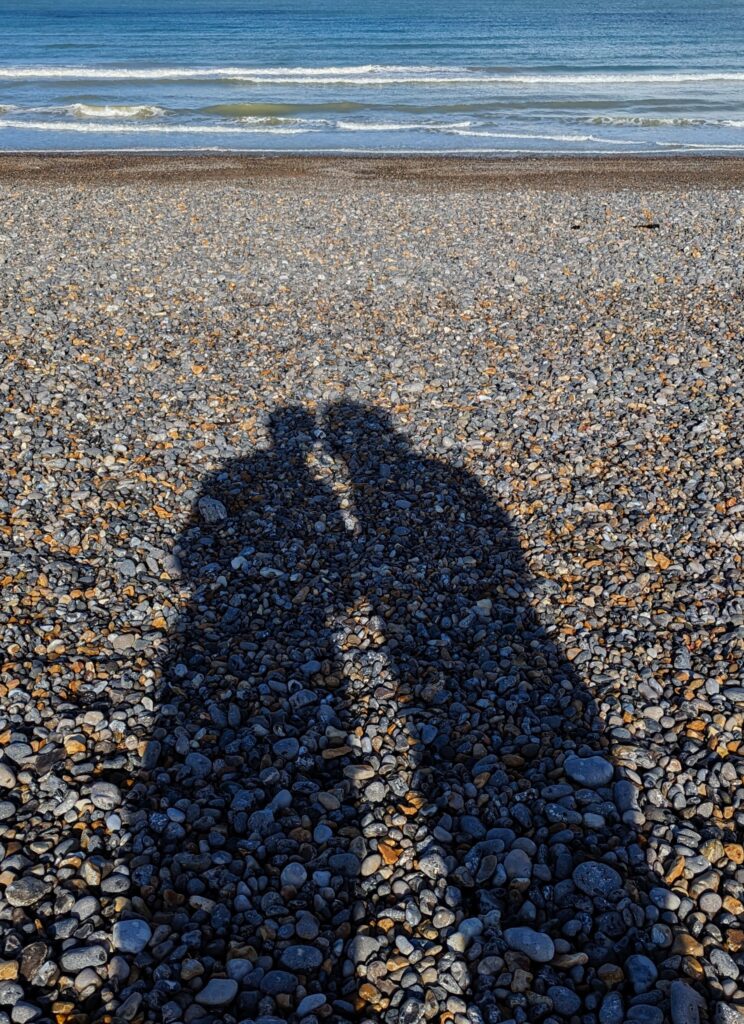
[1, 0, 743, 153]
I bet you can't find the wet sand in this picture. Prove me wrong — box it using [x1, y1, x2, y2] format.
[0, 151, 743, 189]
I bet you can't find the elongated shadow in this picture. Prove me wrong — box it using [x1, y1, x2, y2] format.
[323, 402, 680, 1024]
[108, 400, 708, 1024]
[119, 406, 361, 1021]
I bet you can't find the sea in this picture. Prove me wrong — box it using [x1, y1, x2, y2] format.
[1, 0, 743, 154]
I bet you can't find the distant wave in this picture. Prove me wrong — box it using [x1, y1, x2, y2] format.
[588, 114, 709, 127]
[0, 116, 643, 144]
[0, 63, 448, 80]
[0, 118, 310, 134]
[202, 101, 364, 117]
[17, 103, 164, 118]
[655, 140, 744, 150]
[446, 128, 638, 144]
[587, 114, 743, 128]
[1, 64, 744, 85]
[336, 120, 473, 131]
[68, 103, 164, 118]
[3, 117, 710, 149]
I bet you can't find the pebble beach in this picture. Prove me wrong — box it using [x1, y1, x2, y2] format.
[0, 156, 743, 1024]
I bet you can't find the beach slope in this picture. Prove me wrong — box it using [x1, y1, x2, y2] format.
[0, 160, 742, 1021]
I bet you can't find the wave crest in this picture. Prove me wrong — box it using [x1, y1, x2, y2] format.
[68, 103, 164, 119]
[0, 118, 311, 135]
[1, 64, 743, 86]
[337, 120, 472, 131]
[446, 128, 637, 144]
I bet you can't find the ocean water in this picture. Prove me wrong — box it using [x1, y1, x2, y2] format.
[1, 0, 743, 153]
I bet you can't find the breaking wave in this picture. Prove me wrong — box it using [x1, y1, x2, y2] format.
[67, 103, 165, 118]
[1, 64, 744, 86]
[445, 128, 638, 144]
[0, 118, 311, 135]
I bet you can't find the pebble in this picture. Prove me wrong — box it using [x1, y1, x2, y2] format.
[4, 878, 50, 907]
[0, 984, 23, 1006]
[572, 861, 623, 897]
[89, 780, 121, 810]
[260, 971, 298, 995]
[671, 981, 707, 1024]
[504, 927, 555, 963]
[548, 985, 582, 1015]
[279, 945, 324, 971]
[194, 978, 238, 1006]
[59, 946, 107, 972]
[297, 993, 327, 1016]
[112, 919, 152, 954]
[626, 953, 658, 993]
[280, 862, 308, 888]
[197, 495, 228, 523]
[564, 753, 614, 788]
[600, 992, 625, 1024]
[717, 1008, 744, 1024]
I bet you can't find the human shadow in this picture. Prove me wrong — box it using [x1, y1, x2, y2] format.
[323, 402, 681, 1024]
[111, 400, 702, 1024]
[116, 405, 367, 1022]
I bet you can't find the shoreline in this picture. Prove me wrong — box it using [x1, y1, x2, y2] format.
[1, 151, 744, 188]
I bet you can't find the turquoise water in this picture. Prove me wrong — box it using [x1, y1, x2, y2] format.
[1, 0, 743, 153]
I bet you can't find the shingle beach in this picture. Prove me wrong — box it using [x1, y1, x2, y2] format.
[0, 157, 743, 1024]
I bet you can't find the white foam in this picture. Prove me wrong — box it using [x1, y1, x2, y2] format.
[336, 120, 472, 131]
[67, 103, 164, 118]
[2, 115, 738, 151]
[589, 114, 708, 127]
[1, 64, 743, 86]
[0, 118, 311, 135]
[234, 70, 744, 87]
[0, 63, 449, 80]
[655, 139, 744, 150]
[446, 128, 638, 144]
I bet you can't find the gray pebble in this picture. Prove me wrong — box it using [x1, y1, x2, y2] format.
[112, 919, 152, 954]
[195, 978, 238, 1006]
[504, 926, 555, 963]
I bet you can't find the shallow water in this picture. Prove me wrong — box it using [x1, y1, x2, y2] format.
[1, 0, 743, 153]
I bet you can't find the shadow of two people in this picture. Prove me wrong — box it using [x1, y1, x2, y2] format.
[121, 400, 669, 1024]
